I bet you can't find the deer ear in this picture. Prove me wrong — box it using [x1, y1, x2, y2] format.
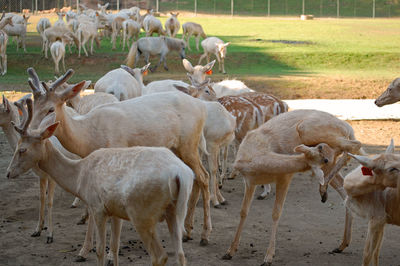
[348, 154, 374, 169]
[141, 63, 151, 74]
[224, 42, 231, 47]
[182, 59, 194, 73]
[2, 95, 11, 113]
[60, 81, 87, 101]
[173, 84, 190, 95]
[203, 60, 215, 73]
[294, 144, 310, 155]
[385, 139, 395, 154]
[40, 121, 60, 140]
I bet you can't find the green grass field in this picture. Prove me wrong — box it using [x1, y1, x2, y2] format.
[1, 14, 400, 99]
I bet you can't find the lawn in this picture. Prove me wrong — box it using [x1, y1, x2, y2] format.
[1, 13, 399, 99]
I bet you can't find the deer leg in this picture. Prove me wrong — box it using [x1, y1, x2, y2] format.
[184, 180, 200, 242]
[363, 219, 385, 266]
[208, 146, 225, 207]
[77, 214, 94, 261]
[62, 55, 66, 73]
[106, 217, 123, 266]
[223, 181, 256, 259]
[219, 146, 229, 188]
[165, 206, 186, 266]
[186, 33, 192, 51]
[93, 211, 107, 266]
[90, 38, 94, 55]
[46, 178, 56, 243]
[330, 173, 353, 253]
[196, 35, 200, 51]
[198, 52, 207, 65]
[372, 224, 385, 266]
[216, 53, 222, 72]
[263, 176, 292, 265]
[32, 177, 47, 237]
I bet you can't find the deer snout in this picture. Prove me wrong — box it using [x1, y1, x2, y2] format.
[324, 158, 329, 164]
[321, 192, 328, 203]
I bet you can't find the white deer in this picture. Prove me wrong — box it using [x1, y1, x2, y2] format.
[182, 22, 206, 51]
[36, 18, 51, 52]
[6, 99, 194, 266]
[165, 12, 180, 38]
[50, 35, 71, 75]
[344, 140, 400, 266]
[199, 37, 230, 74]
[0, 94, 80, 243]
[26, 68, 212, 259]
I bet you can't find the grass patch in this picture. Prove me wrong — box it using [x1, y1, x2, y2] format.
[1, 15, 399, 98]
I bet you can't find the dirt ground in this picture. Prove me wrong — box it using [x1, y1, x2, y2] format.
[0, 120, 399, 266]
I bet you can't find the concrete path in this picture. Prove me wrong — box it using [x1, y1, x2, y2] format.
[284, 99, 400, 120]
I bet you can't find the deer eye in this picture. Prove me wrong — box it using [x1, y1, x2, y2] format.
[19, 148, 27, 155]
[47, 107, 55, 114]
[205, 90, 210, 95]
[389, 167, 398, 173]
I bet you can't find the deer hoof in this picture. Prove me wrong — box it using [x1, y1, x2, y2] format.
[220, 200, 228, 206]
[106, 259, 114, 266]
[31, 231, 41, 237]
[260, 262, 272, 266]
[182, 235, 193, 242]
[46, 236, 53, 244]
[76, 218, 86, 225]
[213, 204, 222, 209]
[199, 239, 208, 246]
[75, 256, 86, 262]
[222, 253, 232, 260]
[257, 195, 267, 200]
[331, 248, 343, 254]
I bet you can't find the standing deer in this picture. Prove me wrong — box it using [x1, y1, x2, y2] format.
[222, 109, 364, 265]
[182, 22, 206, 51]
[6, 99, 194, 266]
[199, 37, 230, 74]
[26, 68, 212, 261]
[344, 140, 400, 266]
[165, 12, 180, 38]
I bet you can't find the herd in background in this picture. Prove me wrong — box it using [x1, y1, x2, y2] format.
[0, 4, 399, 266]
[0, 3, 230, 76]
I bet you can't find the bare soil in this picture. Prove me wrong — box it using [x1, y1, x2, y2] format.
[0, 120, 399, 266]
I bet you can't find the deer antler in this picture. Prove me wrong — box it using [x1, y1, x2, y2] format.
[27, 68, 43, 96]
[0, 12, 5, 21]
[12, 98, 33, 135]
[50, 69, 74, 91]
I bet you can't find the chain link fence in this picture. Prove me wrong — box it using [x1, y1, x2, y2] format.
[1, 0, 399, 17]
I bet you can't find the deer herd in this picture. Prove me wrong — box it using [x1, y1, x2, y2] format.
[0, 4, 399, 266]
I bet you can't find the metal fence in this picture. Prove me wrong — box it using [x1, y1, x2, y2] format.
[1, 0, 400, 18]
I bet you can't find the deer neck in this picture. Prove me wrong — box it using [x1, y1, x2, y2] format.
[250, 153, 312, 175]
[0, 20, 10, 30]
[54, 104, 93, 157]
[1, 105, 21, 150]
[38, 139, 83, 199]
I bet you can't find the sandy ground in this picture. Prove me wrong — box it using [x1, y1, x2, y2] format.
[0, 120, 400, 266]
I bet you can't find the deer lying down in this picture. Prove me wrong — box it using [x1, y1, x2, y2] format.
[222, 109, 364, 265]
[6, 100, 194, 266]
[344, 140, 400, 266]
[0, 95, 80, 243]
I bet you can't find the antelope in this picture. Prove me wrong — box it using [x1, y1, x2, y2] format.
[0, 94, 80, 243]
[182, 22, 206, 51]
[345, 140, 400, 266]
[94, 63, 150, 101]
[6, 99, 194, 266]
[165, 12, 180, 38]
[26, 68, 212, 260]
[222, 109, 364, 265]
[199, 37, 230, 74]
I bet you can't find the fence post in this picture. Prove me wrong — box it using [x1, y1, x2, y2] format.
[337, 0, 340, 18]
[195, 0, 197, 16]
[156, 0, 159, 12]
[372, 0, 375, 18]
[302, 0, 305, 14]
[231, 0, 233, 16]
[77, 0, 79, 12]
[267, 0, 270, 16]
[35, 0, 38, 13]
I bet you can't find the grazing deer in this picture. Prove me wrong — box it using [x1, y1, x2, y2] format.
[165, 12, 180, 38]
[143, 10, 166, 37]
[6, 99, 194, 266]
[222, 109, 364, 265]
[182, 22, 206, 51]
[26, 68, 212, 259]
